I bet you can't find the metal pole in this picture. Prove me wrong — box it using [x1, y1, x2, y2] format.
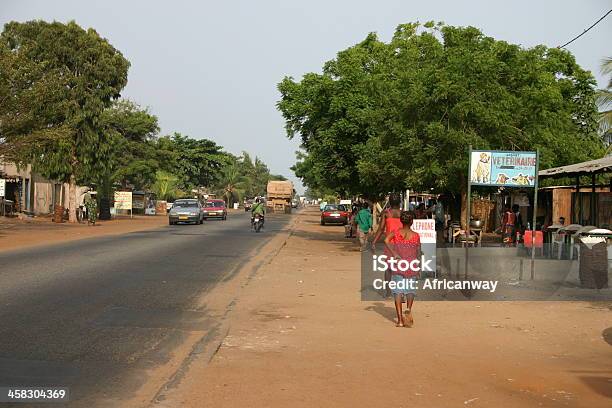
[406, 189, 410, 211]
[467, 145, 473, 235]
[591, 173, 596, 226]
[576, 176, 581, 224]
[531, 149, 539, 278]
[466, 145, 473, 276]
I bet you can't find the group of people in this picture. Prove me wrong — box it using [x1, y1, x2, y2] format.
[348, 193, 422, 328]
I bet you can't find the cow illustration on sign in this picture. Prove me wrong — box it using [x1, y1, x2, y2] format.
[471, 152, 491, 184]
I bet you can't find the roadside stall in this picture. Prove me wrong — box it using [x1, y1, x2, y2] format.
[539, 156, 611, 227]
[467, 147, 539, 249]
[538, 156, 611, 283]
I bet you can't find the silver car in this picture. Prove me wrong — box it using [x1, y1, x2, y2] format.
[168, 199, 204, 225]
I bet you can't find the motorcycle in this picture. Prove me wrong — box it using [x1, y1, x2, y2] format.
[252, 214, 264, 233]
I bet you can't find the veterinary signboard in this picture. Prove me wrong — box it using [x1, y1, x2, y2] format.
[470, 150, 537, 187]
[0, 179, 5, 197]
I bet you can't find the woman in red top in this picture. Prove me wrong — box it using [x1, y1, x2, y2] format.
[384, 211, 421, 327]
[372, 193, 403, 297]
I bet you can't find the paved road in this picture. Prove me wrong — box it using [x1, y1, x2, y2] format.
[0, 211, 291, 407]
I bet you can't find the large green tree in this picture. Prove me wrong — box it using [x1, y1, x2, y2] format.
[0, 20, 130, 222]
[0, 40, 70, 159]
[101, 99, 160, 191]
[278, 22, 605, 203]
[156, 133, 229, 190]
[212, 152, 285, 203]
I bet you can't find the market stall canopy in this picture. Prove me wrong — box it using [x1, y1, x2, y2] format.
[539, 156, 612, 178]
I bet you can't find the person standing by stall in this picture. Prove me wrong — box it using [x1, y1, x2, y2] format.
[434, 196, 445, 244]
[501, 204, 516, 247]
[512, 204, 523, 244]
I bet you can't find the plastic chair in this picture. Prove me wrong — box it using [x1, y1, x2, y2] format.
[552, 230, 565, 259]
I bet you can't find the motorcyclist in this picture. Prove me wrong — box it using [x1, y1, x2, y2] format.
[251, 197, 265, 228]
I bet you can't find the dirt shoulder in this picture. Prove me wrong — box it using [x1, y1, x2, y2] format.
[0, 215, 169, 253]
[0, 208, 247, 253]
[158, 207, 611, 408]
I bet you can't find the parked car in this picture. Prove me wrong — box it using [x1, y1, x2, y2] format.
[203, 199, 227, 220]
[168, 199, 203, 225]
[320, 204, 349, 225]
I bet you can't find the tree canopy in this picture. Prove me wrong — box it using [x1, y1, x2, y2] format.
[0, 19, 289, 218]
[0, 20, 130, 221]
[278, 22, 605, 198]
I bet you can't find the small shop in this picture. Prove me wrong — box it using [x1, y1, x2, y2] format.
[1, 162, 72, 217]
[538, 156, 611, 228]
[536, 156, 611, 267]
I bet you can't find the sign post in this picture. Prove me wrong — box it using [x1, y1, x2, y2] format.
[0, 179, 5, 217]
[114, 191, 133, 218]
[530, 149, 540, 278]
[466, 145, 473, 277]
[467, 145, 473, 233]
[413, 218, 437, 278]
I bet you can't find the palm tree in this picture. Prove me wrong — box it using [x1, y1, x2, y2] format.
[596, 57, 612, 153]
[218, 162, 246, 206]
[151, 170, 181, 201]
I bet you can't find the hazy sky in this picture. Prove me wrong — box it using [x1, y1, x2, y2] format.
[1, 1, 611, 193]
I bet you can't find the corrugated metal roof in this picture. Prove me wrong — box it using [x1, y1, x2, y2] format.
[539, 156, 612, 178]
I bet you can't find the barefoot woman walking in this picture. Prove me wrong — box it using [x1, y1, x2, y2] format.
[372, 193, 403, 297]
[384, 211, 421, 327]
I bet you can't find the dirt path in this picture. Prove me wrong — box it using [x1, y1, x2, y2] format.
[0, 215, 168, 252]
[0, 209, 247, 253]
[157, 208, 610, 408]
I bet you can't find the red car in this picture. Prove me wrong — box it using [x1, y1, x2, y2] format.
[203, 199, 227, 220]
[321, 204, 349, 225]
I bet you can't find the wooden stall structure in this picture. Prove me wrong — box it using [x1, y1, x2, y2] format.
[539, 156, 612, 228]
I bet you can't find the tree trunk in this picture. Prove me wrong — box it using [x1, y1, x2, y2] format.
[68, 173, 77, 223]
[460, 187, 467, 230]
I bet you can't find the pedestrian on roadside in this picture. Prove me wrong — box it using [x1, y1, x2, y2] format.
[354, 201, 372, 251]
[84, 194, 98, 226]
[415, 203, 427, 219]
[346, 203, 359, 238]
[501, 204, 516, 247]
[384, 210, 420, 327]
[434, 196, 445, 244]
[372, 193, 403, 297]
[512, 204, 523, 244]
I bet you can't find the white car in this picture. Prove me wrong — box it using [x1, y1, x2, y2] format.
[168, 199, 204, 225]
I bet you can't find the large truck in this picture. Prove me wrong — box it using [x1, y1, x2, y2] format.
[266, 180, 294, 213]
